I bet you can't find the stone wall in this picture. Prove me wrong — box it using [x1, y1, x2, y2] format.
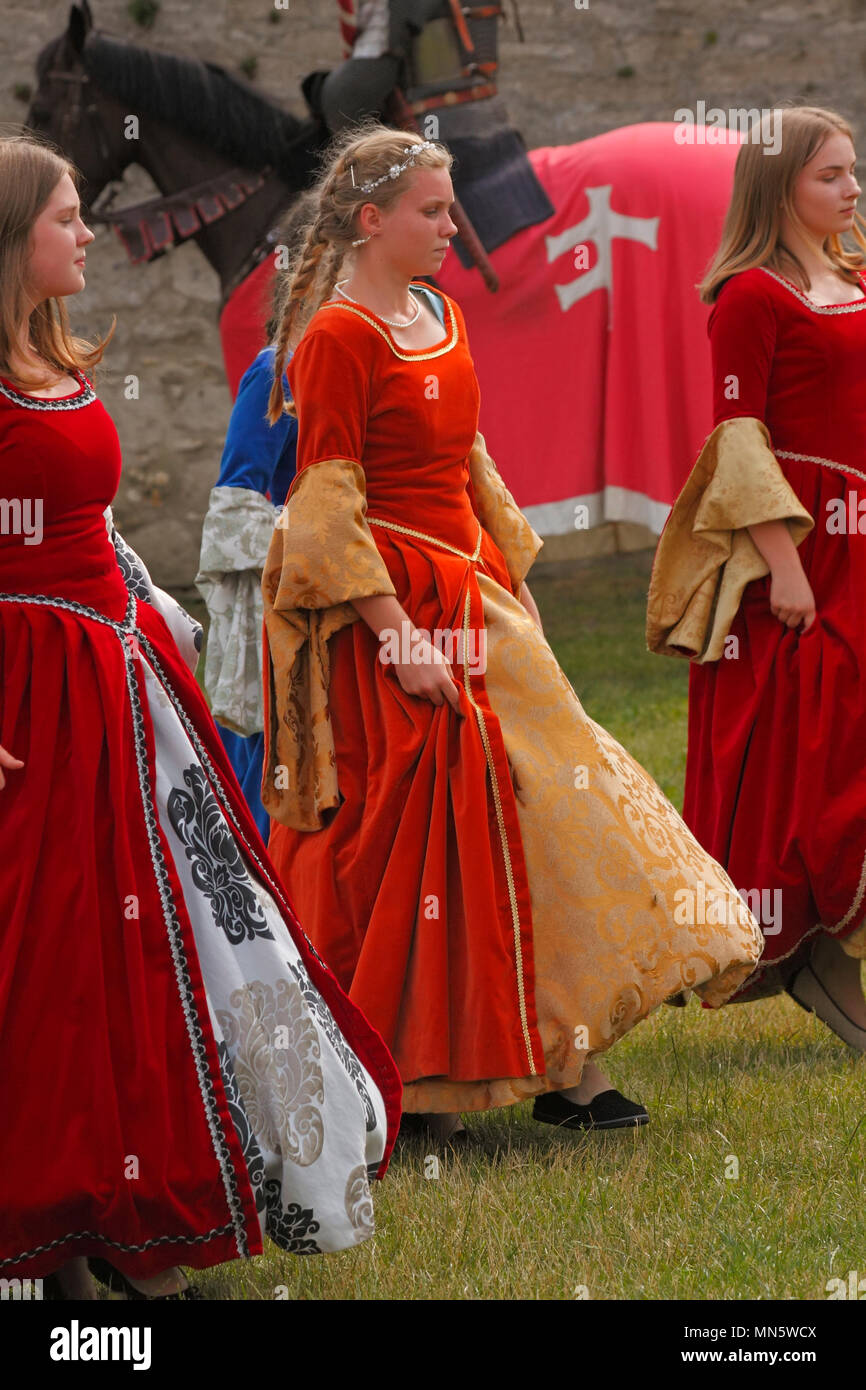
[1, 0, 860, 587]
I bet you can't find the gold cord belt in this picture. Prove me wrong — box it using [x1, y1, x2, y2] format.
[366, 515, 486, 565]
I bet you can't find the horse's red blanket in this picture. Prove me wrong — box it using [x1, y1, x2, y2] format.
[219, 123, 741, 533]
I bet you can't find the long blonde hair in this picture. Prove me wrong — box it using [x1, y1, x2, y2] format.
[699, 105, 866, 303]
[266, 120, 453, 424]
[0, 132, 115, 389]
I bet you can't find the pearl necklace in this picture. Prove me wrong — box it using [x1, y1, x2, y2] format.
[334, 279, 421, 327]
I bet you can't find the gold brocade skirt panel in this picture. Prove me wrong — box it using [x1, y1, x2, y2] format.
[403, 574, 764, 1114]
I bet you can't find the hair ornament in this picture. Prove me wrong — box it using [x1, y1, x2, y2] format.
[355, 141, 438, 195]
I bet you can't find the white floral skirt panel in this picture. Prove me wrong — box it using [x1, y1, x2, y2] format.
[141, 652, 388, 1255]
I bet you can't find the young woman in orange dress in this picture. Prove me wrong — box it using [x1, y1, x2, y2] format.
[262, 123, 763, 1143]
[648, 106, 866, 1049]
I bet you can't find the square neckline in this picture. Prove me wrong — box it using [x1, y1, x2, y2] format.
[798, 269, 866, 307]
[759, 265, 866, 311]
[323, 281, 454, 356]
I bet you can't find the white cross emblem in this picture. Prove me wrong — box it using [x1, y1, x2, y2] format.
[545, 185, 659, 324]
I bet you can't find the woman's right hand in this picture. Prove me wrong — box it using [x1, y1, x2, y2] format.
[392, 636, 464, 715]
[0, 744, 24, 790]
[769, 562, 817, 632]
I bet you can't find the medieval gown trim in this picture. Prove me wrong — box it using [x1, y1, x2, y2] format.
[758, 264, 866, 315]
[0, 370, 96, 410]
[318, 294, 459, 359]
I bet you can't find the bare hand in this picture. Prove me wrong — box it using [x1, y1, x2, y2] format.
[769, 564, 816, 632]
[392, 636, 464, 715]
[0, 743, 24, 790]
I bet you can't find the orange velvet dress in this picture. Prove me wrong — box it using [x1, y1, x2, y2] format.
[262, 282, 763, 1113]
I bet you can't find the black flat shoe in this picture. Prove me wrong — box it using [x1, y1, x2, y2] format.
[533, 1088, 649, 1131]
[88, 1257, 204, 1300]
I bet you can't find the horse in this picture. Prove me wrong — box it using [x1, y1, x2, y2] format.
[26, 1, 741, 537]
[26, 1, 326, 319]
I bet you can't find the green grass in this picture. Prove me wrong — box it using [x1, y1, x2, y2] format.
[169, 551, 866, 1300]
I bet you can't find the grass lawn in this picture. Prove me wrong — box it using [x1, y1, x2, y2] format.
[176, 550, 866, 1300]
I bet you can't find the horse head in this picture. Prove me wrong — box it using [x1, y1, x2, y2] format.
[27, 1, 131, 210]
[25, 2, 325, 292]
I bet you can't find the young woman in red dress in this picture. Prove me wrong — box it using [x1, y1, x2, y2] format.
[261, 123, 763, 1145]
[648, 106, 866, 1046]
[0, 135, 400, 1299]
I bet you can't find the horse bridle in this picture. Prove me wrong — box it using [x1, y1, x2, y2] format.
[33, 58, 125, 216]
[33, 53, 272, 247]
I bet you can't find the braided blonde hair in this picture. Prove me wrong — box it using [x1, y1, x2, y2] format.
[267, 120, 453, 424]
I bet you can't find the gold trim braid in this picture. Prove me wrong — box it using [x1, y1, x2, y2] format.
[368, 514, 486, 564]
[460, 584, 539, 1074]
[318, 296, 458, 360]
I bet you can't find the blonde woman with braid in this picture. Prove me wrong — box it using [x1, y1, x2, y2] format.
[261, 122, 763, 1143]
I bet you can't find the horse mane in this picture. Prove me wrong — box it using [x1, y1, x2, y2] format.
[75, 32, 319, 176]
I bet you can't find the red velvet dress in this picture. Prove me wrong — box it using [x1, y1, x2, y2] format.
[0, 370, 400, 1281]
[263, 284, 763, 1114]
[267, 294, 541, 1094]
[683, 266, 866, 996]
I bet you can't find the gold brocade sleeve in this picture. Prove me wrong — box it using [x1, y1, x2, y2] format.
[467, 430, 544, 591]
[261, 457, 397, 831]
[646, 417, 814, 662]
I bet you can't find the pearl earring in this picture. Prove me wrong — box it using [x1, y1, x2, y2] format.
[352, 234, 371, 247]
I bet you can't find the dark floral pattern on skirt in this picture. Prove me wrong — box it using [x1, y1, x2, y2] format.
[263, 1180, 322, 1254]
[167, 764, 274, 945]
[111, 528, 152, 599]
[216, 1041, 267, 1213]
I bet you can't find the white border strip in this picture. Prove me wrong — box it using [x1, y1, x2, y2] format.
[523, 486, 670, 538]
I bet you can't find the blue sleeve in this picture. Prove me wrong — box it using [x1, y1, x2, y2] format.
[216, 347, 299, 500]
